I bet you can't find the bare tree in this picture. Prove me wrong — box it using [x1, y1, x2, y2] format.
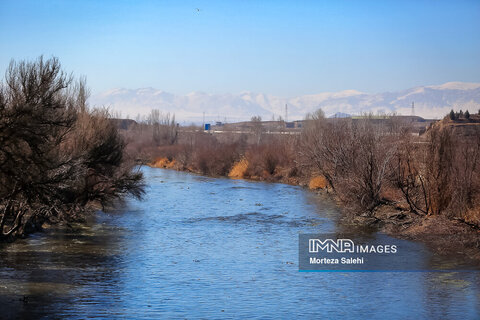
[0, 56, 78, 236]
[299, 110, 353, 191]
[448, 127, 480, 218]
[392, 125, 457, 215]
[0, 56, 144, 240]
[250, 115, 263, 144]
[300, 111, 400, 213]
[148, 109, 178, 145]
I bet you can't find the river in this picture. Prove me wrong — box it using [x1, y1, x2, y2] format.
[1, 167, 479, 319]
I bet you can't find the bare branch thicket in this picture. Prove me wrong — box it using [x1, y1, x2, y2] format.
[0, 57, 77, 207]
[191, 133, 241, 176]
[245, 135, 298, 178]
[391, 123, 479, 217]
[337, 116, 400, 212]
[391, 128, 429, 215]
[299, 111, 353, 191]
[66, 108, 145, 207]
[448, 127, 480, 219]
[300, 111, 401, 213]
[0, 57, 144, 240]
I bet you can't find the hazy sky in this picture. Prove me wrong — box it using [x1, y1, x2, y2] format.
[1, 0, 479, 96]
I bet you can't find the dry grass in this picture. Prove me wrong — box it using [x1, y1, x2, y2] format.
[228, 158, 249, 179]
[309, 175, 327, 190]
[464, 208, 480, 226]
[151, 157, 176, 168]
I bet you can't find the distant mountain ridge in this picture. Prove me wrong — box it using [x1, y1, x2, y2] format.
[91, 82, 480, 123]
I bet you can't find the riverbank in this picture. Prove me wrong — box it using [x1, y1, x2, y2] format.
[149, 158, 480, 265]
[350, 205, 480, 263]
[3, 166, 479, 319]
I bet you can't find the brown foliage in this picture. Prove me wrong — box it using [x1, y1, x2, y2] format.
[128, 105, 480, 227]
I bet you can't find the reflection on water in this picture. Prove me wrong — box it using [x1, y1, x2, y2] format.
[1, 167, 479, 319]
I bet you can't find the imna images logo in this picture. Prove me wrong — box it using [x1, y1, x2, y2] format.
[309, 238, 397, 254]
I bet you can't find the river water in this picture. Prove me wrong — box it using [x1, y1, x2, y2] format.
[1, 167, 479, 319]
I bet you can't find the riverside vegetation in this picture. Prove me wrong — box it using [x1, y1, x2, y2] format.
[2, 56, 480, 251]
[130, 108, 480, 254]
[0, 57, 144, 241]
[139, 111, 480, 223]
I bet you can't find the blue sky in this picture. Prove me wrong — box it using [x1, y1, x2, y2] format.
[1, 0, 479, 96]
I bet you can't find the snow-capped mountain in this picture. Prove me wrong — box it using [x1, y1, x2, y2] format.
[90, 82, 480, 123]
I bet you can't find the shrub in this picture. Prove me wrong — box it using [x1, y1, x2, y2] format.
[191, 134, 241, 176]
[300, 112, 401, 213]
[0, 57, 144, 240]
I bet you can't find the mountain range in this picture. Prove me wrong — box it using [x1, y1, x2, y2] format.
[90, 82, 480, 123]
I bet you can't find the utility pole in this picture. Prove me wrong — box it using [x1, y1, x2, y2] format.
[411, 102, 415, 116]
[285, 104, 288, 122]
[202, 111, 205, 129]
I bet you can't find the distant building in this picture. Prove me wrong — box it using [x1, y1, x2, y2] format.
[293, 120, 304, 128]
